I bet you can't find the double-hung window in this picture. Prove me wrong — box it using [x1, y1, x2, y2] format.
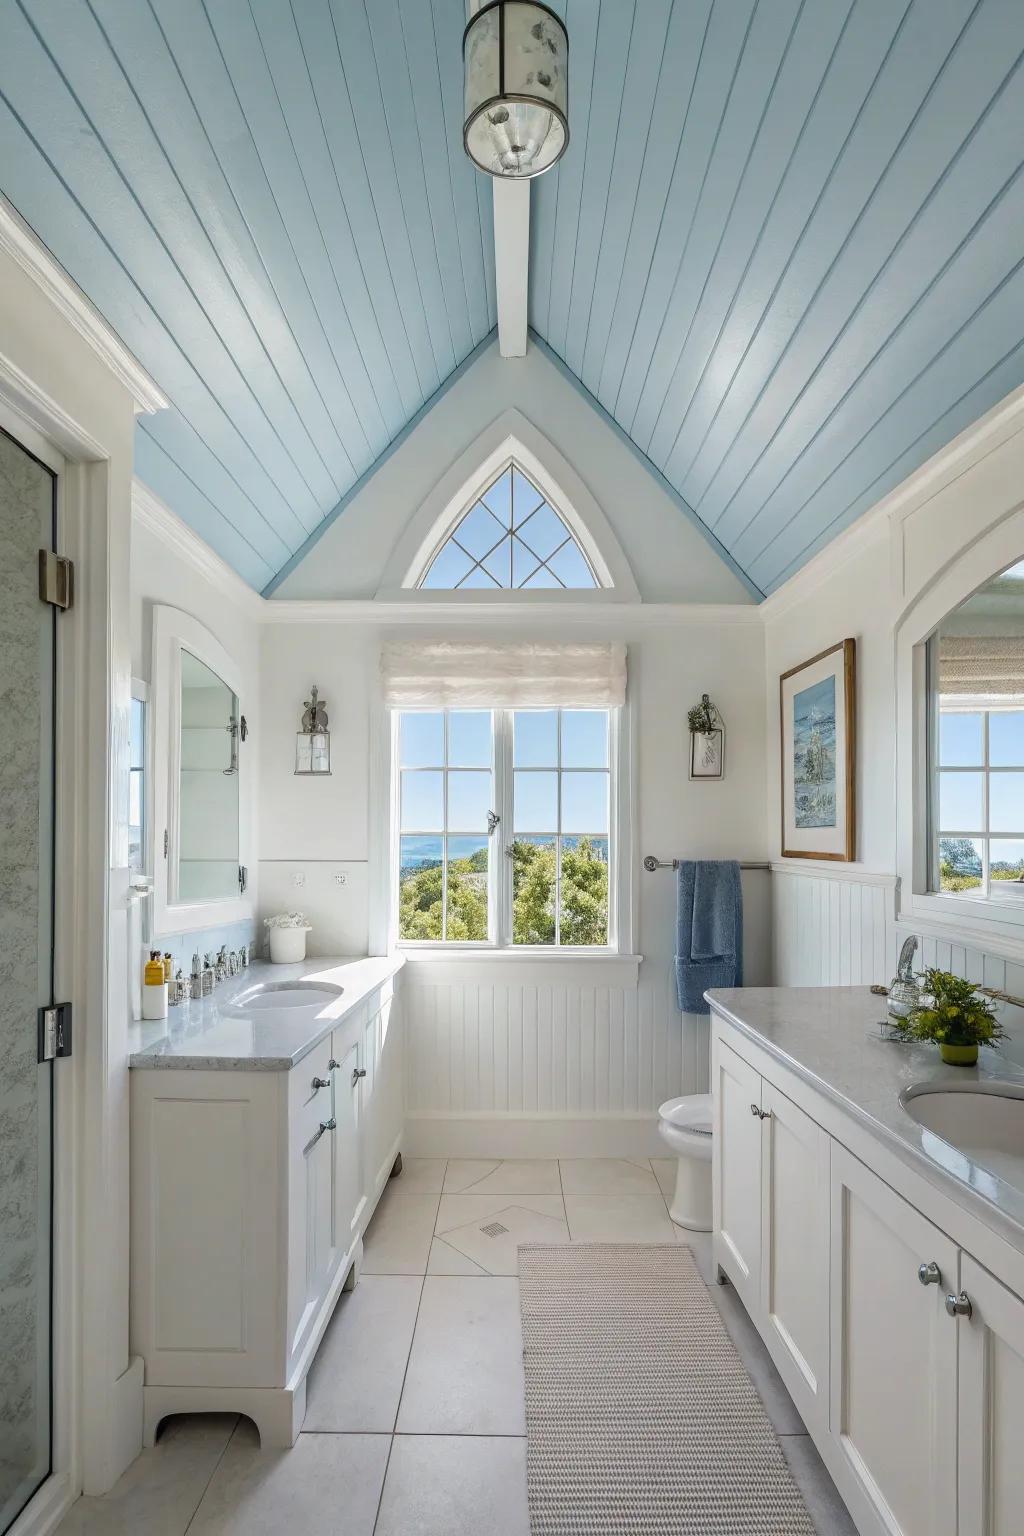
[396, 707, 613, 948]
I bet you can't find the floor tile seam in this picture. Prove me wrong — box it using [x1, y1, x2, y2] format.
[372, 1272, 427, 1536]
[181, 1414, 241, 1535]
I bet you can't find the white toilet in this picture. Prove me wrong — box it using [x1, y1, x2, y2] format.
[657, 1093, 713, 1231]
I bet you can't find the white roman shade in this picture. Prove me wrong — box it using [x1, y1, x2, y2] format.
[381, 640, 627, 709]
[940, 634, 1024, 695]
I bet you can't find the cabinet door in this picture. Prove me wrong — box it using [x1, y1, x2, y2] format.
[830, 1144, 957, 1536]
[712, 1038, 763, 1308]
[760, 1081, 829, 1426]
[958, 1254, 1024, 1536]
[302, 1108, 335, 1312]
[333, 1039, 364, 1250]
[364, 990, 404, 1201]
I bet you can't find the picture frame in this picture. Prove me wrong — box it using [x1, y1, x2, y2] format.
[780, 638, 856, 861]
[689, 727, 725, 780]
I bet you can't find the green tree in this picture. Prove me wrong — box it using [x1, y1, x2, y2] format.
[560, 837, 608, 945]
[511, 837, 607, 946]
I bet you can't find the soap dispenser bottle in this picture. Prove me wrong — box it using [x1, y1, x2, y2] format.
[191, 952, 202, 1001]
[142, 950, 169, 1021]
[201, 955, 215, 997]
[215, 945, 228, 983]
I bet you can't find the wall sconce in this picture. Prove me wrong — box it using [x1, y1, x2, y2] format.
[295, 685, 331, 776]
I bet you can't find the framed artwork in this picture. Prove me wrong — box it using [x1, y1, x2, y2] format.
[780, 638, 856, 861]
[690, 728, 724, 780]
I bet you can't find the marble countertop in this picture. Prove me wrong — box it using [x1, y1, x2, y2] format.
[129, 955, 404, 1072]
[707, 985, 1024, 1250]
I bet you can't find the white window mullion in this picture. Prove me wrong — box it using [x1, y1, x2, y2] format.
[555, 709, 563, 946]
[495, 710, 512, 946]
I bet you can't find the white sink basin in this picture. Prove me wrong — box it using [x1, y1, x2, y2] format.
[225, 981, 344, 1016]
[900, 1082, 1024, 1188]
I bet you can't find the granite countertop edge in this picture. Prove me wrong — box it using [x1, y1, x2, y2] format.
[129, 955, 405, 1072]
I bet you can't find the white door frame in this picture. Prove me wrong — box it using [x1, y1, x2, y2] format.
[0, 382, 127, 1532]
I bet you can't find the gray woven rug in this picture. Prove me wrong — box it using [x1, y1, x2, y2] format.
[518, 1243, 815, 1535]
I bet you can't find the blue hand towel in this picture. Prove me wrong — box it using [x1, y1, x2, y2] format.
[674, 860, 743, 1014]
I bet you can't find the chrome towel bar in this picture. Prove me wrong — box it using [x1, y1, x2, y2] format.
[643, 856, 770, 872]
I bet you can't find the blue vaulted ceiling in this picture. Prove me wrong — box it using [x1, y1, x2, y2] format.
[1, 1, 1023, 596]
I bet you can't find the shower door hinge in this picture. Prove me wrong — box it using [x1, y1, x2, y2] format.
[38, 1002, 72, 1062]
[38, 549, 74, 611]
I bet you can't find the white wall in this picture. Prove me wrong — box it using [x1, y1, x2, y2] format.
[764, 385, 1024, 1065]
[258, 612, 770, 1149]
[270, 338, 754, 606]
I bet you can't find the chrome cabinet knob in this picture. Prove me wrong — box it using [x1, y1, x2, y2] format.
[311, 1076, 331, 1091]
[749, 1103, 770, 1120]
[945, 1291, 972, 1319]
[352, 1066, 368, 1085]
[319, 1118, 336, 1135]
[918, 1261, 941, 1286]
[328, 1059, 340, 1071]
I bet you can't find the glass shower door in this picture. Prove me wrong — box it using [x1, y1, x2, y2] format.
[0, 425, 55, 1531]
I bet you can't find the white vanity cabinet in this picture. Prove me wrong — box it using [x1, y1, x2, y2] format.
[131, 968, 403, 1450]
[711, 1003, 1024, 1536]
[712, 1034, 830, 1429]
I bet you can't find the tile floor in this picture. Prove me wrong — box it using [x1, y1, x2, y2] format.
[55, 1157, 856, 1535]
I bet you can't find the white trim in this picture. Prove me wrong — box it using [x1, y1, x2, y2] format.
[404, 436, 614, 591]
[493, 179, 529, 358]
[263, 598, 760, 627]
[404, 1112, 664, 1160]
[770, 862, 899, 890]
[0, 349, 107, 463]
[132, 480, 263, 620]
[896, 500, 1024, 949]
[149, 606, 253, 937]
[399, 952, 643, 987]
[0, 196, 167, 417]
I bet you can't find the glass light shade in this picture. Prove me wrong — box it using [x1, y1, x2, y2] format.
[295, 730, 331, 775]
[464, 2, 568, 179]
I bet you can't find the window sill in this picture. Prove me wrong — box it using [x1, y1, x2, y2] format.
[396, 948, 643, 987]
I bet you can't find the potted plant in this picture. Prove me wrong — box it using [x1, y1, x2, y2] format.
[902, 968, 1007, 1065]
[264, 911, 312, 964]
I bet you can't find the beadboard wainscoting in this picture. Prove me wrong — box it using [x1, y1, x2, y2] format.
[403, 964, 707, 1160]
[771, 864, 1024, 1067]
[770, 865, 899, 988]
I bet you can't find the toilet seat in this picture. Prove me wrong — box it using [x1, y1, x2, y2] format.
[657, 1093, 713, 1230]
[658, 1093, 712, 1136]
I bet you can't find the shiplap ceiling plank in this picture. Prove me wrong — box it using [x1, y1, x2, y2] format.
[2, 0, 1023, 594]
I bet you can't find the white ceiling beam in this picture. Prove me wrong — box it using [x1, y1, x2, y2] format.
[492, 178, 529, 357]
[467, 0, 530, 359]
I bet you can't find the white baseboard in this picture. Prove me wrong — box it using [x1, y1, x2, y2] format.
[404, 1113, 663, 1160]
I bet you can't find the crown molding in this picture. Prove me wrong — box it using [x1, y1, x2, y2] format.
[131, 480, 263, 618]
[0, 195, 168, 416]
[260, 597, 763, 628]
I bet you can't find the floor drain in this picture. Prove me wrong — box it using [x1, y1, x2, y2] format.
[480, 1221, 509, 1238]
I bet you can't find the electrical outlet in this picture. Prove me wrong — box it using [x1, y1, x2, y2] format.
[291, 871, 306, 888]
[335, 872, 347, 886]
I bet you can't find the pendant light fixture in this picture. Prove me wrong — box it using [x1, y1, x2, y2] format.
[463, 2, 568, 179]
